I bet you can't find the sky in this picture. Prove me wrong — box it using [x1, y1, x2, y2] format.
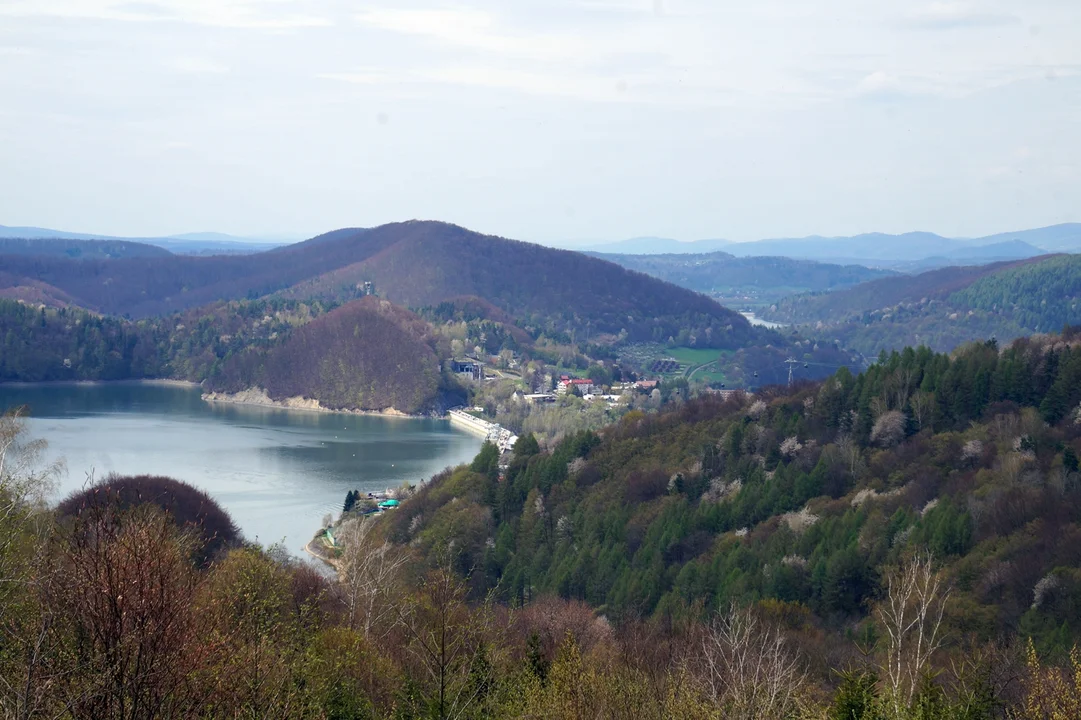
[0, 0, 1078, 245]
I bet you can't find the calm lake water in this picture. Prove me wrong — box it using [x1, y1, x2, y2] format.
[0, 383, 482, 554]
[739, 311, 785, 330]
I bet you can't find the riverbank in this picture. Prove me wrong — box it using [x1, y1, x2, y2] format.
[202, 387, 418, 418]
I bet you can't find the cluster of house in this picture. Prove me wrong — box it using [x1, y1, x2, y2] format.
[508, 376, 657, 409]
[556, 376, 595, 396]
[557, 376, 658, 395]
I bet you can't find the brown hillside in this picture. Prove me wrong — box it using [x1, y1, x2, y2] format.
[0, 271, 79, 308]
[205, 296, 449, 414]
[281, 221, 758, 347]
[0, 221, 758, 348]
[0, 227, 392, 317]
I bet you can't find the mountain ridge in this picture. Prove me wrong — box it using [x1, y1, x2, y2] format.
[0, 220, 763, 351]
[583, 223, 1081, 263]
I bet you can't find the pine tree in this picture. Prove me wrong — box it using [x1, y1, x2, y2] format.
[343, 489, 357, 514]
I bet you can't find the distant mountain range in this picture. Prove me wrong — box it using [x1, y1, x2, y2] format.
[0, 220, 766, 351]
[0, 220, 864, 399]
[9, 221, 1080, 266]
[582, 223, 1081, 268]
[0, 225, 287, 255]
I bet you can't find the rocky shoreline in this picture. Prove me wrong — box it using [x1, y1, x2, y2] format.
[201, 386, 418, 418]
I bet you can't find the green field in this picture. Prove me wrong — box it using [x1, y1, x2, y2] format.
[666, 347, 724, 366]
[617, 345, 731, 384]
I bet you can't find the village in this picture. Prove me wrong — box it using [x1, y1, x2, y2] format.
[307, 349, 748, 569]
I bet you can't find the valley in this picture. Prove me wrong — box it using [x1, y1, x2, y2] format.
[5, 2, 1081, 714]
[4, 220, 1081, 718]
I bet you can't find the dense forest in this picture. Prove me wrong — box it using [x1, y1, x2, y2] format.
[5, 328, 1081, 717]
[385, 329, 1081, 634]
[0, 297, 459, 413]
[590, 251, 895, 306]
[762, 255, 1081, 357]
[0, 297, 320, 383]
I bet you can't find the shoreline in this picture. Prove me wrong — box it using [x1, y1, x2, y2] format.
[202, 387, 438, 420]
[303, 536, 340, 573]
[0, 378, 203, 389]
[0, 379, 448, 423]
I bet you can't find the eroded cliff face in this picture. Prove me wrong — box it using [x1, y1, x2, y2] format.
[202, 387, 408, 417]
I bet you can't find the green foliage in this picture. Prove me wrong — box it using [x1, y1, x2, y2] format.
[764, 256, 1081, 358]
[950, 255, 1081, 332]
[0, 296, 453, 413]
[830, 671, 881, 720]
[470, 442, 500, 479]
[512, 434, 540, 460]
[388, 329, 1081, 655]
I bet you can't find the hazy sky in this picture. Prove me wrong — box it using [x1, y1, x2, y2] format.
[0, 0, 1078, 244]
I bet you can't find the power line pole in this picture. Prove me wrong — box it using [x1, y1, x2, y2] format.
[785, 357, 799, 387]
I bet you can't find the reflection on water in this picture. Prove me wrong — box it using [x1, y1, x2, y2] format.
[0, 383, 482, 554]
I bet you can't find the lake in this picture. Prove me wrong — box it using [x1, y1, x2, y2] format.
[739, 311, 785, 329]
[0, 383, 482, 554]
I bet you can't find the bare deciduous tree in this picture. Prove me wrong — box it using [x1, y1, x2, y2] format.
[337, 516, 411, 639]
[0, 408, 64, 720]
[910, 391, 933, 432]
[694, 604, 806, 720]
[49, 500, 206, 720]
[876, 551, 951, 712]
[836, 433, 864, 477]
[398, 558, 497, 720]
[0, 408, 61, 587]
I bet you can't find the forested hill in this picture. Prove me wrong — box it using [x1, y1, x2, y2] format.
[204, 297, 454, 414]
[280, 221, 760, 347]
[0, 221, 759, 349]
[588, 250, 895, 304]
[385, 328, 1081, 656]
[0, 296, 458, 413]
[0, 237, 172, 260]
[762, 254, 1081, 356]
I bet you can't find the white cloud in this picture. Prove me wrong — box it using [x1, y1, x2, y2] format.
[0, 0, 332, 29]
[167, 56, 229, 74]
[352, 7, 608, 65]
[0, 0, 1079, 240]
[903, 2, 1021, 30]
